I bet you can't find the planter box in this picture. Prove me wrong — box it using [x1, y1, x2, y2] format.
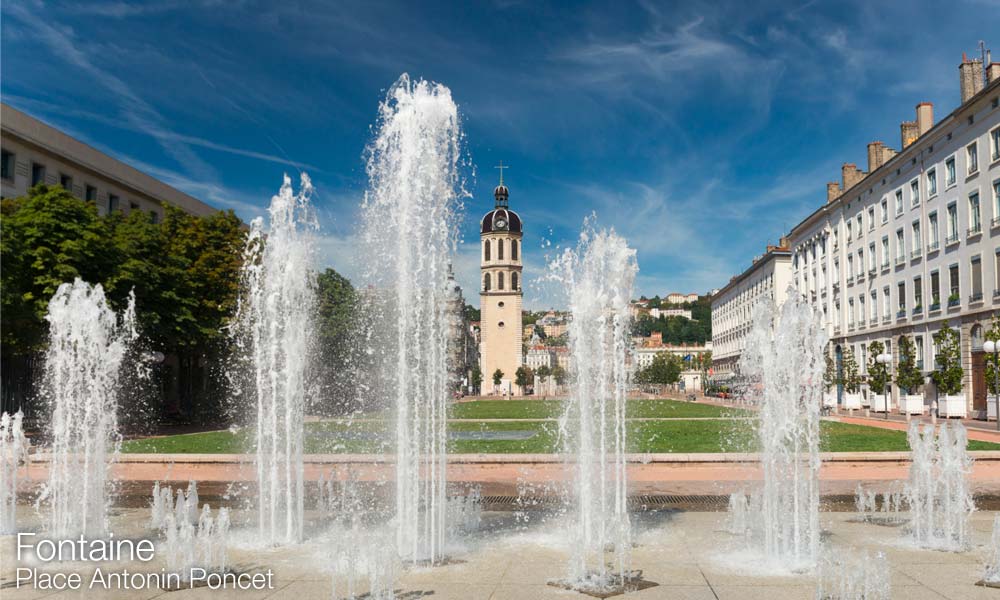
[989, 395, 999, 421]
[937, 394, 967, 418]
[823, 393, 837, 408]
[871, 394, 892, 413]
[899, 395, 925, 415]
[843, 393, 863, 410]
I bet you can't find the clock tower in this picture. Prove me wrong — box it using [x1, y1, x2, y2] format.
[479, 165, 524, 395]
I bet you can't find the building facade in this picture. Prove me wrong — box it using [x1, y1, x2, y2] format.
[788, 57, 1000, 416]
[479, 174, 524, 395]
[710, 244, 793, 379]
[1, 103, 217, 218]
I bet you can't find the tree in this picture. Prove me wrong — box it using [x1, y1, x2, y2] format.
[515, 366, 533, 390]
[931, 322, 963, 395]
[1, 185, 118, 352]
[986, 315, 1000, 396]
[535, 364, 552, 382]
[492, 368, 504, 386]
[841, 347, 862, 393]
[470, 366, 482, 393]
[463, 304, 480, 322]
[822, 350, 839, 392]
[637, 352, 682, 385]
[552, 365, 568, 386]
[866, 340, 889, 395]
[895, 335, 924, 395]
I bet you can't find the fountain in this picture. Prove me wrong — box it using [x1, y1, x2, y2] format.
[736, 291, 825, 570]
[39, 279, 137, 537]
[161, 503, 230, 585]
[232, 174, 318, 546]
[1, 410, 28, 534]
[981, 515, 1000, 587]
[549, 223, 642, 594]
[905, 420, 974, 550]
[816, 549, 891, 600]
[360, 74, 463, 564]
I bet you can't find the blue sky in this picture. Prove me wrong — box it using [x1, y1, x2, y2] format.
[3, 0, 998, 309]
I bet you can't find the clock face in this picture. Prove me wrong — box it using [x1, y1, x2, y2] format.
[495, 218, 507, 229]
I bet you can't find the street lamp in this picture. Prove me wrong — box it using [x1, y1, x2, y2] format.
[984, 340, 999, 432]
[876, 353, 892, 420]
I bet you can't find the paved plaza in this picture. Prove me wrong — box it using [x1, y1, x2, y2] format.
[2, 507, 999, 599]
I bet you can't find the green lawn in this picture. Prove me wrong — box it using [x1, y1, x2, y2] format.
[447, 398, 752, 420]
[120, 416, 1000, 454]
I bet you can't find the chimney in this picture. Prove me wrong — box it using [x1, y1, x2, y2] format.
[988, 62, 1000, 84]
[916, 102, 933, 135]
[867, 141, 887, 172]
[841, 163, 865, 191]
[959, 52, 984, 103]
[900, 120, 919, 148]
[827, 182, 841, 203]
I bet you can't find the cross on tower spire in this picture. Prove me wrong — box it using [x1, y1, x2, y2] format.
[495, 160, 508, 186]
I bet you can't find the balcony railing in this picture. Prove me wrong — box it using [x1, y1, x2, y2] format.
[969, 292, 984, 303]
[992, 216, 1000, 229]
[895, 255, 906, 266]
[929, 300, 941, 312]
[910, 249, 921, 259]
[926, 241, 940, 253]
[880, 261, 890, 270]
[897, 309, 907, 319]
[948, 296, 961, 308]
[882, 314, 891, 323]
[945, 232, 959, 245]
[995, 288, 1000, 298]
[846, 276, 854, 285]
[868, 268, 877, 278]
[912, 304, 923, 315]
[967, 224, 982, 238]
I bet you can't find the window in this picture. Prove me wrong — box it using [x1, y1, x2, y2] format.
[967, 142, 979, 174]
[928, 212, 939, 248]
[846, 220, 853, 241]
[483, 273, 491, 291]
[108, 194, 120, 212]
[910, 179, 920, 207]
[498, 271, 505, 290]
[898, 282, 906, 312]
[847, 255, 854, 279]
[911, 221, 921, 253]
[868, 242, 876, 271]
[868, 207, 875, 229]
[860, 343, 867, 373]
[946, 157, 956, 186]
[915, 336, 924, 369]
[895, 189, 903, 215]
[913, 276, 922, 309]
[0, 150, 13, 180]
[856, 213, 863, 233]
[85, 185, 97, 202]
[31, 162, 45, 186]
[927, 168, 937, 197]
[994, 180, 1000, 226]
[498, 239, 504, 260]
[895, 229, 904, 260]
[857, 250, 864, 276]
[947, 202, 958, 242]
[971, 256, 982, 301]
[883, 287, 891, 316]
[969, 191, 981, 234]
[484, 239, 491, 261]
[996, 250, 1000, 296]
[880, 198, 888, 223]
[149, 211, 159, 224]
[512, 272, 519, 290]
[881, 236, 889, 267]
[59, 173, 72, 191]
[870, 290, 878, 320]
[511, 240, 518, 261]
[992, 126, 1000, 162]
[848, 299, 855, 325]
[949, 264, 960, 301]
[930, 270, 941, 306]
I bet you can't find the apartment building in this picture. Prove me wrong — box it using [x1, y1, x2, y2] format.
[788, 55, 1000, 416]
[1, 103, 217, 219]
[710, 243, 793, 379]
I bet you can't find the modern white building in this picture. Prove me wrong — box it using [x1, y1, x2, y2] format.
[1, 103, 217, 219]
[710, 243, 793, 379]
[788, 55, 1000, 417]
